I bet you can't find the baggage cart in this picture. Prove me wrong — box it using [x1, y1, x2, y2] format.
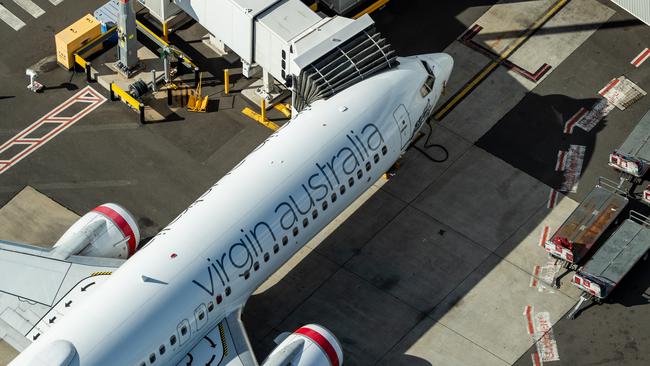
[545, 177, 628, 268]
[609, 109, 650, 179]
[567, 211, 650, 319]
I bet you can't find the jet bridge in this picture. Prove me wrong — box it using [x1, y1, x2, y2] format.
[146, 0, 396, 109]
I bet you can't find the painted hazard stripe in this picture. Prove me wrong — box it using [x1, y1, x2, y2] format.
[530, 265, 541, 288]
[631, 48, 650, 67]
[555, 151, 566, 171]
[531, 352, 542, 366]
[539, 225, 550, 247]
[547, 189, 558, 209]
[524, 305, 535, 335]
[563, 108, 587, 134]
[295, 326, 340, 366]
[93, 205, 137, 257]
[599, 78, 620, 96]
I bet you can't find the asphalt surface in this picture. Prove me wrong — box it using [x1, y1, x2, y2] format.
[1, 0, 650, 365]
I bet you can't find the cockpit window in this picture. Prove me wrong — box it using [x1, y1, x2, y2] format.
[420, 61, 436, 97]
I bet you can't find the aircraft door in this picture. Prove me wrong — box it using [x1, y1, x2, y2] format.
[393, 104, 412, 149]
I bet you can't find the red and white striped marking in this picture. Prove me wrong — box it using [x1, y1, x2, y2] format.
[599, 78, 620, 97]
[539, 225, 550, 247]
[529, 265, 541, 288]
[631, 48, 650, 68]
[295, 325, 342, 366]
[92, 203, 139, 257]
[554, 151, 566, 172]
[563, 107, 587, 134]
[0, 86, 106, 175]
[547, 189, 558, 209]
[524, 306, 560, 364]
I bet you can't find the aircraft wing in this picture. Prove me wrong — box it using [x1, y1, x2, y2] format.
[0, 240, 124, 351]
[177, 308, 258, 366]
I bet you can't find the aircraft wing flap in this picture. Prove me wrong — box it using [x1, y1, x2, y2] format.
[0, 240, 124, 352]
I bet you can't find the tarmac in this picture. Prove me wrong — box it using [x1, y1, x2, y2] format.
[1, 0, 650, 365]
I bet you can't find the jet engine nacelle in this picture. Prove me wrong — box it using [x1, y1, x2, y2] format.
[51, 203, 140, 260]
[262, 324, 343, 366]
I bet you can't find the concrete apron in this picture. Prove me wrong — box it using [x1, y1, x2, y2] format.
[436, 0, 615, 143]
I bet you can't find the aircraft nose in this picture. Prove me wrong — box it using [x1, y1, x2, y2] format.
[429, 53, 453, 83]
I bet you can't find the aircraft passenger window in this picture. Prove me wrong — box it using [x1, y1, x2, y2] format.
[366, 162, 371, 171]
[159, 345, 166, 355]
[381, 146, 387, 155]
[340, 185, 346, 195]
[244, 271, 250, 280]
[225, 287, 231, 296]
[302, 218, 308, 228]
[207, 302, 214, 312]
[331, 193, 337, 202]
[216, 295, 223, 304]
[198, 311, 205, 321]
[180, 326, 188, 336]
[149, 353, 156, 363]
[293, 227, 299, 237]
[264, 252, 270, 262]
[322, 201, 328, 210]
[282, 236, 288, 245]
[348, 177, 354, 187]
[374, 154, 379, 163]
[357, 170, 363, 179]
[170, 335, 177, 346]
[140, 362, 146, 366]
[254, 262, 260, 271]
[273, 244, 279, 253]
[312, 210, 318, 219]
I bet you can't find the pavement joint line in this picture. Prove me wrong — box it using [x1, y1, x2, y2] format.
[433, 0, 569, 121]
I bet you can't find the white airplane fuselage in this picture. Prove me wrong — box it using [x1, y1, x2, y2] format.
[10, 53, 453, 366]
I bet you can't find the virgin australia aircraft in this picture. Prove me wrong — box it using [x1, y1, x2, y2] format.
[0, 52, 452, 366]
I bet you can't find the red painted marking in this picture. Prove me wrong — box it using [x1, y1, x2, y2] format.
[547, 189, 557, 209]
[564, 107, 587, 134]
[631, 48, 650, 67]
[93, 205, 137, 257]
[599, 78, 620, 96]
[531, 352, 542, 366]
[540, 226, 550, 247]
[555, 150, 566, 171]
[0, 86, 105, 175]
[524, 305, 535, 335]
[295, 326, 340, 366]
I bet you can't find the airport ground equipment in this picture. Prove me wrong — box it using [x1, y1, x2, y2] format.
[116, 0, 140, 76]
[25, 69, 43, 93]
[55, 14, 102, 69]
[566, 211, 650, 319]
[164, 0, 396, 107]
[187, 73, 209, 112]
[544, 177, 628, 268]
[608, 109, 650, 179]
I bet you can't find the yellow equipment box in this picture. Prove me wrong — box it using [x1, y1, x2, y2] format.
[55, 14, 102, 69]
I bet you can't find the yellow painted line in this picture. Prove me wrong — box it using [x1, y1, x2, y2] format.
[353, 0, 389, 19]
[112, 83, 141, 110]
[274, 103, 291, 118]
[136, 20, 168, 47]
[433, 0, 567, 120]
[242, 107, 279, 131]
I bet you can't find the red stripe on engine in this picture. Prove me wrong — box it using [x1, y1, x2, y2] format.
[295, 327, 340, 366]
[93, 205, 136, 257]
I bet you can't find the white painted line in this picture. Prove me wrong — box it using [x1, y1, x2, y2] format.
[554, 150, 566, 172]
[631, 48, 650, 67]
[563, 108, 587, 134]
[48, 0, 64, 5]
[575, 99, 614, 132]
[600, 76, 646, 110]
[533, 311, 560, 362]
[0, 86, 106, 175]
[0, 4, 26, 31]
[547, 188, 558, 209]
[13, 0, 45, 18]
